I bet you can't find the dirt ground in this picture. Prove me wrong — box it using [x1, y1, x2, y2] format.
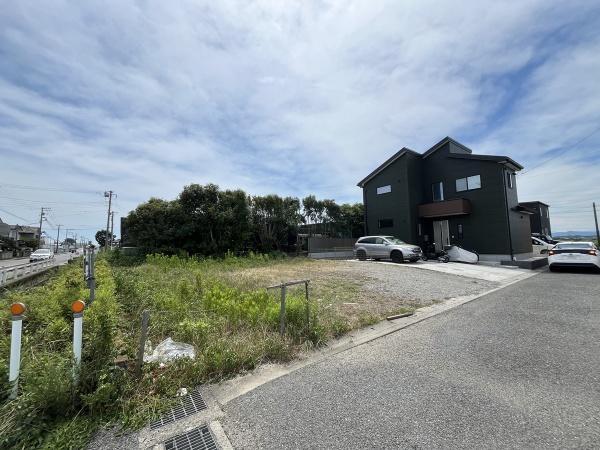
[223, 259, 499, 322]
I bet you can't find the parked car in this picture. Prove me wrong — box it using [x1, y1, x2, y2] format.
[354, 236, 422, 263]
[548, 241, 600, 271]
[29, 248, 54, 262]
[532, 233, 559, 245]
[531, 236, 554, 255]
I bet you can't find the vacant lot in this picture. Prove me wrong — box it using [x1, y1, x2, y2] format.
[0, 253, 497, 448]
[222, 259, 498, 325]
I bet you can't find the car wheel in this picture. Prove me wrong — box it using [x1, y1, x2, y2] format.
[391, 250, 404, 263]
[374, 258, 381, 261]
[549, 265, 557, 272]
[356, 250, 367, 261]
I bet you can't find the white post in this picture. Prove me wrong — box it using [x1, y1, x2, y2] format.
[72, 300, 85, 382]
[9, 303, 26, 399]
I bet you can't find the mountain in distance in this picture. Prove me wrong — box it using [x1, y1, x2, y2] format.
[553, 231, 596, 237]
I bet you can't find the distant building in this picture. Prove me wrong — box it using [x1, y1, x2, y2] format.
[519, 201, 552, 236]
[0, 217, 10, 238]
[9, 224, 41, 242]
[357, 137, 533, 261]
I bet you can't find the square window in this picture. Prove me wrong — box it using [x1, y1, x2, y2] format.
[467, 175, 481, 189]
[456, 178, 467, 192]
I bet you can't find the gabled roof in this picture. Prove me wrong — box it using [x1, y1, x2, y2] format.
[422, 136, 473, 158]
[357, 137, 525, 187]
[357, 147, 420, 187]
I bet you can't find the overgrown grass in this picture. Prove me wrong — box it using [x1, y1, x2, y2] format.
[1, 252, 371, 448]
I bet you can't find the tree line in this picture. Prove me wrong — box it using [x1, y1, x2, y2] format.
[121, 183, 364, 255]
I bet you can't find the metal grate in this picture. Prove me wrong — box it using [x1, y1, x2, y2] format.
[150, 390, 208, 430]
[164, 425, 217, 450]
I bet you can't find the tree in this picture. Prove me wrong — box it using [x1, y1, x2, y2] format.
[64, 237, 76, 246]
[250, 195, 301, 251]
[95, 230, 116, 248]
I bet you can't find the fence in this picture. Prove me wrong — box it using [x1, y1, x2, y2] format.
[307, 237, 357, 259]
[0, 259, 56, 288]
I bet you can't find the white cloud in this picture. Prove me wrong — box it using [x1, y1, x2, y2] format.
[0, 0, 599, 238]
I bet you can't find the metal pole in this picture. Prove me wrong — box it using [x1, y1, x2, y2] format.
[279, 285, 287, 336]
[104, 191, 113, 251]
[9, 303, 26, 399]
[55, 224, 61, 254]
[136, 310, 150, 378]
[305, 281, 310, 333]
[110, 211, 115, 249]
[89, 248, 95, 305]
[594, 202, 600, 246]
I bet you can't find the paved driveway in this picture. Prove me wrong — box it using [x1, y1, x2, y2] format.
[222, 269, 600, 449]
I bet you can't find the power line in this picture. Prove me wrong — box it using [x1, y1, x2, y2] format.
[0, 183, 102, 195]
[520, 124, 600, 176]
[0, 207, 34, 223]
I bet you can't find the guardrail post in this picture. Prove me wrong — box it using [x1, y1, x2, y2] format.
[71, 300, 85, 383]
[135, 310, 150, 378]
[9, 303, 26, 399]
[279, 285, 287, 336]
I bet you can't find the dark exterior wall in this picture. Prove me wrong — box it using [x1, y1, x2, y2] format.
[504, 171, 532, 254]
[420, 145, 516, 254]
[362, 153, 421, 242]
[520, 202, 552, 236]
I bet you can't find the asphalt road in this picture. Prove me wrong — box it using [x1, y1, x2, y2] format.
[223, 269, 600, 449]
[0, 251, 76, 269]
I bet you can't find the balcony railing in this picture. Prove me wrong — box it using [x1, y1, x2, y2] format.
[418, 198, 471, 218]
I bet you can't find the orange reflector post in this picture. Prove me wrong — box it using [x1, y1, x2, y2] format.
[71, 300, 86, 314]
[10, 303, 26, 316]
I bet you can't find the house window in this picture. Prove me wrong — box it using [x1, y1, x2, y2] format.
[456, 175, 481, 192]
[546, 208, 549, 218]
[458, 224, 463, 239]
[456, 178, 468, 192]
[376, 185, 392, 195]
[432, 182, 444, 201]
[378, 218, 393, 228]
[506, 171, 513, 188]
[418, 223, 422, 236]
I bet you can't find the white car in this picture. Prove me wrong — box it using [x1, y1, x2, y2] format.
[531, 236, 554, 255]
[354, 236, 423, 263]
[548, 241, 600, 272]
[29, 248, 55, 262]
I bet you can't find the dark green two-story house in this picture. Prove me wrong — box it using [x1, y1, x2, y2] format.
[357, 137, 533, 261]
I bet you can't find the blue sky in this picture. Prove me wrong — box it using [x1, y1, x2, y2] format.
[1, 0, 600, 241]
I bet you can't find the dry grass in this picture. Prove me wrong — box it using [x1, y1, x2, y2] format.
[220, 259, 420, 326]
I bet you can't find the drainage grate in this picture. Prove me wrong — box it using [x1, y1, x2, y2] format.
[164, 425, 217, 450]
[150, 390, 208, 430]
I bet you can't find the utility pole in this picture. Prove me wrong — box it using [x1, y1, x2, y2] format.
[55, 224, 62, 253]
[38, 207, 49, 247]
[104, 190, 114, 251]
[594, 202, 600, 246]
[110, 211, 115, 248]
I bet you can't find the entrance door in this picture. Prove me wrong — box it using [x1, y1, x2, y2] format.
[433, 220, 450, 253]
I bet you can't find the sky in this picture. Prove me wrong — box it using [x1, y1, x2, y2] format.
[1, 0, 600, 242]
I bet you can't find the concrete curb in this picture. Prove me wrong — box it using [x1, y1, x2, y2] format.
[209, 270, 539, 406]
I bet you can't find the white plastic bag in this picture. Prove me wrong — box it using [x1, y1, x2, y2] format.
[143, 337, 196, 363]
